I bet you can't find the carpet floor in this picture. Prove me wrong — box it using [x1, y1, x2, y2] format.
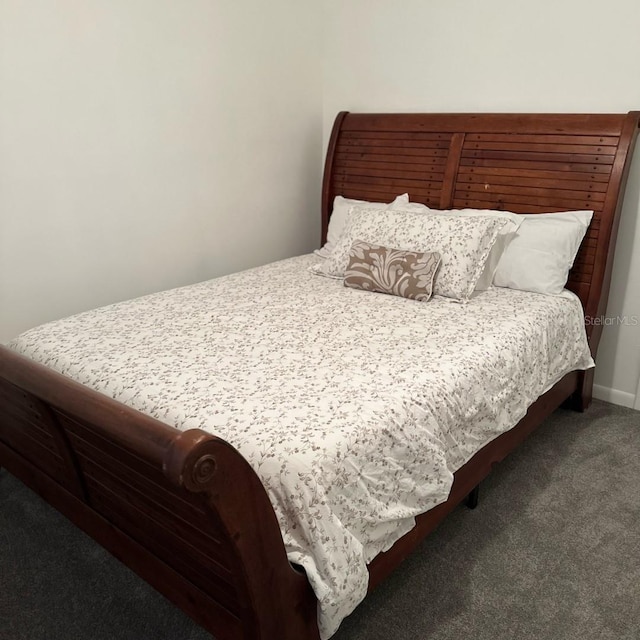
[1, 400, 639, 640]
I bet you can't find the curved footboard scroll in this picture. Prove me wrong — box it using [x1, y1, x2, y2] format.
[163, 429, 320, 639]
[0, 345, 319, 640]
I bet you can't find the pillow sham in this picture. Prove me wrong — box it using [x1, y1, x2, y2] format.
[316, 194, 409, 258]
[493, 210, 593, 295]
[441, 209, 523, 290]
[394, 202, 523, 290]
[344, 240, 441, 302]
[311, 207, 508, 302]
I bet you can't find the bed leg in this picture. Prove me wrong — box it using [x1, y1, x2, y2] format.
[465, 485, 480, 510]
[564, 369, 593, 413]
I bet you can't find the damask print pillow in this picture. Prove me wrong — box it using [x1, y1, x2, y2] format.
[344, 241, 441, 302]
[311, 206, 508, 301]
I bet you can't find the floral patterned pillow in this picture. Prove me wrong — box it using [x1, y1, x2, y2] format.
[311, 206, 508, 301]
[344, 241, 441, 302]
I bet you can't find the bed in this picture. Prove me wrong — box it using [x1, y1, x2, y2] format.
[1, 111, 638, 640]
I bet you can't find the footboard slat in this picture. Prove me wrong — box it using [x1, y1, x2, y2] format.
[87, 484, 243, 616]
[1, 380, 84, 495]
[82, 467, 234, 582]
[63, 418, 226, 543]
[2, 400, 53, 442]
[4, 415, 55, 449]
[2, 421, 65, 477]
[61, 413, 163, 478]
[78, 454, 228, 562]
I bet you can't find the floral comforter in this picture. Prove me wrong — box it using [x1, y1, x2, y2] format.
[8, 254, 594, 638]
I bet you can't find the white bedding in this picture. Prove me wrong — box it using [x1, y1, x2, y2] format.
[8, 254, 594, 638]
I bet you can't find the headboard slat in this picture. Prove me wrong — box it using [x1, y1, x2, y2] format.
[339, 113, 628, 135]
[457, 173, 610, 192]
[458, 157, 615, 173]
[467, 133, 620, 146]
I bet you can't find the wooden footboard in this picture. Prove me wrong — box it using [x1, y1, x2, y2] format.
[0, 346, 319, 640]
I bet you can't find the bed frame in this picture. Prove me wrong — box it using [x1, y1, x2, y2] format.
[1, 112, 638, 639]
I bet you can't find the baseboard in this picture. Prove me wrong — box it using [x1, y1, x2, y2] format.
[592, 384, 636, 409]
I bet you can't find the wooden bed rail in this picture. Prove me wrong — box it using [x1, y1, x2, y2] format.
[0, 346, 319, 640]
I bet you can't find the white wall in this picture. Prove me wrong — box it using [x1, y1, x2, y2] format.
[322, 0, 640, 405]
[0, 0, 322, 343]
[2, 1, 638, 405]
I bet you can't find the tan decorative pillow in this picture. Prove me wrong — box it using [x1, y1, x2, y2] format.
[344, 240, 441, 302]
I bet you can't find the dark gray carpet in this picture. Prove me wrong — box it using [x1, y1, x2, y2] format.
[1, 400, 639, 640]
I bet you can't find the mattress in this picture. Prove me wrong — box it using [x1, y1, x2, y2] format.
[8, 253, 594, 638]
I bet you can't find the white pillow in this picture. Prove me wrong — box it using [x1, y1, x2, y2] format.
[311, 206, 507, 302]
[316, 194, 409, 258]
[493, 210, 593, 295]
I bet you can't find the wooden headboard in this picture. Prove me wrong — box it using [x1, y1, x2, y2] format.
[322, 111, 639, 355]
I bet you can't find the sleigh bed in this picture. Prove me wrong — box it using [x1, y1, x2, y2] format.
[1, 111, 639, 640]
